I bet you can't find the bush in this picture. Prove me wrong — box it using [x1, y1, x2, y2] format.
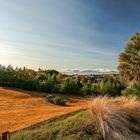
[53, 96, 66, 106]
[122, 84, 140, 96]
[46, 94, 66, 106]
[46, 94, 55, 103]
[46, 94, 55, 99]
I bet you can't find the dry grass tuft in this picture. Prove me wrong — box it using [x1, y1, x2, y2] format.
[89, 96, 140, 140]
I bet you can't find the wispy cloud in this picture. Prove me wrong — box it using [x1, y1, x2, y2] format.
[0, 0, 139, 70]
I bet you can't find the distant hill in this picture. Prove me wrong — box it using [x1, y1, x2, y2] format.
[62, 69, 118, 76]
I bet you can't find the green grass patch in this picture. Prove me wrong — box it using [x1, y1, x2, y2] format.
[11, 110, 99, 140]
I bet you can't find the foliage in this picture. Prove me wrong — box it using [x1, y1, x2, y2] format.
[118, 32, 140, 85]
[0, 64, 123, 96]
[46, 94, 66, 106]
[60, 78, 81, 94]
[53, 96, 66, 106]
[46, 94, 55, 103]
[122, 84, 140, 96]
[97, 77, 125, 96]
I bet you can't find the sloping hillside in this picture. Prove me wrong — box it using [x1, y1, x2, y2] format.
[11, 109, 97, 140]
[0, 87, 89, 133]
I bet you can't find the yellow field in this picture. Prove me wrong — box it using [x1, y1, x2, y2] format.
[0, 87, 88, 133]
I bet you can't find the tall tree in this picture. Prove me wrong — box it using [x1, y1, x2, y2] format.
[118, 32, 140, 85]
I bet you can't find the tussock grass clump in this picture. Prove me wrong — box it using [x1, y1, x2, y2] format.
[89, 96, 140, 140]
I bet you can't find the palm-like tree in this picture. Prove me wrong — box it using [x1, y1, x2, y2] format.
[118, 32, 140, 85]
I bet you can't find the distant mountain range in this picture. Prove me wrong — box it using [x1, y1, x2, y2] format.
[61, 69, 118, 75]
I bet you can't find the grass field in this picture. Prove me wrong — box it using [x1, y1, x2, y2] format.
[11, 110, 97, 140]
[0, 87, 89, 133]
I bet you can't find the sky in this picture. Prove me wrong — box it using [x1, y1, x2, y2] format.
[0, 0, 140, 72]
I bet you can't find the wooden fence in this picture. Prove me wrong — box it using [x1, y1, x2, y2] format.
[0, 132, 10, 140]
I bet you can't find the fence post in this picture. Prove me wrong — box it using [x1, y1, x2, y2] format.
[2, 131, 10, 140]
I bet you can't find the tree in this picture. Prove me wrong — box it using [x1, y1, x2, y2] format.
[60, 78, 81, 94]
[118, 32, 140, 85]
[81, 83, 90, 95]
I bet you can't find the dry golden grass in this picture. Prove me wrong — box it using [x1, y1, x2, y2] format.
[0, 87, 88, 133]
[89, 96, 140, 140]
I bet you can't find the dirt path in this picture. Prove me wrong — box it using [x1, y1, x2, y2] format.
[0, 87, 88, 133]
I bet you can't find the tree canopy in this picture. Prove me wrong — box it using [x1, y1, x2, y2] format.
[0, 64, 123, 96]
[118, 32, 140, 85]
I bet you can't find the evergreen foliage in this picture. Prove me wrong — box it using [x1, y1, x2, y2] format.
[0, 64, 123, 96]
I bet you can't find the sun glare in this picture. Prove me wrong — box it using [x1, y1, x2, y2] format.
[0, 45, 11, 64]
[0, 45, 10, 56]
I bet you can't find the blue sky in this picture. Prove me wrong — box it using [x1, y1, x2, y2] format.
[0, 0, 140, 71]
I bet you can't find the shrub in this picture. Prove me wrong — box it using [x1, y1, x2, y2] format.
[89, 96, 140, 140]
[122, 84, 140, 96]
[46, 94, 66, 106]
[46, 94, 55, 103]
[53, 96, 66, 106]
[46, 94, 55, 99]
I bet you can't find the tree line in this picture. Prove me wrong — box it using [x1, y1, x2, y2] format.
[0, 64, 124, 96]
